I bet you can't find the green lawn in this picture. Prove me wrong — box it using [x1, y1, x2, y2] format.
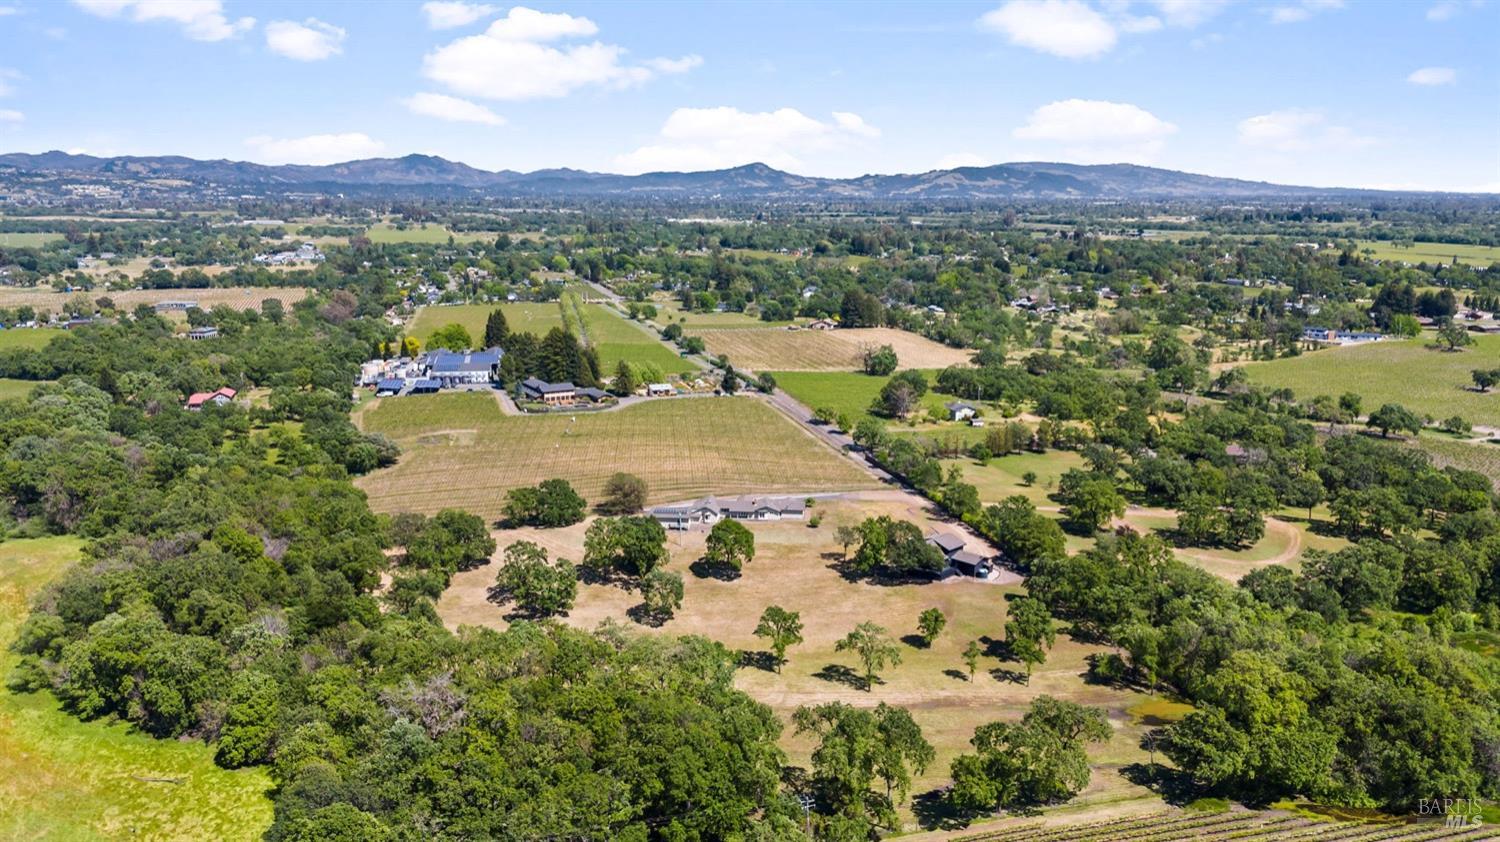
[1356, 240, 1500, 266]
[772, 369, 965, 425]
[408, 302, 565, 346]
[0, 328, 60, 351]
[0, 232, 65, 248]
[365, 222, 498, 244]
[0, 379, 49, 401]
[0, 537, 273, 840]
[578, 303, 698, 376]
[1242, 335, 1500, 427]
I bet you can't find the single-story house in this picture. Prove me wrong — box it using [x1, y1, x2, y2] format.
[945, 401, 977, 421]
[575, 387, 612, 403]
[947, 550, 992, 578]
[926, 532, 966, 556]
[521, 377, 577, 404]
[188, 326, 218, 340]
[154, 300, 198, 312]
[808, 318, 837, 330]
[426, 347, 503, 386]
[649, 495, 807, 530]
[647, 383, 675, 397]
[186, 386, 237, 410]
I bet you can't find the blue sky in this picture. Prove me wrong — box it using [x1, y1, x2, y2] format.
[0, 0, 1496, 190]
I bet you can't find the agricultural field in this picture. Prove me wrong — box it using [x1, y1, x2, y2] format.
[700, 326, 974, 372]
[355, 393, 880, 520]
[1357, 239, 1500, 266]
[437, 493, 1162, 827]
[364, 222, 499, 244]
[650, 295, 802, 330]
[0, 286, 310, 314]
[0, 537, 273, 841]
[1409, 434, 1500, 490]
[577, 302, 698, 375]
[773, 369, 965, 426]
[0, 328, 60, 350]
[1242, 335, 1500, 428]
[0, 232, 65, 247]
[408, 302, 565, 346]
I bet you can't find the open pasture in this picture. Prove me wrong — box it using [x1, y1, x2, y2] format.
[0, 329, 60, 351]
[408, 302, 565, 346]
[0, 285, 309, 314]
[0, 232, 65, 248]
[355, 393, 880, 520]
[0, 537, 273, 841]
[1357, 239, 1500, 266]
[650, 295, 801, 330]
[774, 369, 965, 426]
[701, 327, 974, 372]
[1242, 335, 1500, 427]
[364, 222, 499, 244]
[577, 302, 698, 375]
[437, 493, 1158, 825]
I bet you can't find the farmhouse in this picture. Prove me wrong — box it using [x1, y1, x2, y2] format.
[1301, 327, 1386, 346]
[521, 377, 576, 404]
[649, 495, 807, 530]
[945, 401, 977, 421]
[154, 299, 198, 312]
[186, 386, 237, 411]
[647, 383, 676, 397]
[426, 348, 502, 386]
[187, 326, 218, 340]
[926, 531, 994, 578]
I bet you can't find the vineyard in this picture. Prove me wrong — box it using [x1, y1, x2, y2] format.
[699, 326, 975, 372]
[949, 808, 1496, 842]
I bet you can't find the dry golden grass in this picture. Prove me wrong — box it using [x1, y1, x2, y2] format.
[355, 393, 881, 520]
[438, 494, 1156, 828]
[700, 327, 974, 372]
[0, 286, 309, 312]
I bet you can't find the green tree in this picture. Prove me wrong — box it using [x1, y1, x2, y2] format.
[611, 358, 637, 396]
[428, 323, 473, 351]
[583, 515, 669, 578]
[1059, 475, 1125, 532]
[705, 518, 755, 571]
[834, 524, 860, 560]
[754, 605, 803, 672]
[1434, 320, 1473, 351]
[598, 472, 647, 515]
[862, 344, 898, 376]
[917, 608, 946, 647]
[483, 308, 509, 347]
[949, 697, 1110, 813]
[639, 568, 684, 621]
[1004, 597, 1054, 684]
[503, 478, 587, 527]
[494, 540, 577, 617]
[836, 621, 903, 691]
[1366, 403, 1421, 438]
[963, 640, 982, 681]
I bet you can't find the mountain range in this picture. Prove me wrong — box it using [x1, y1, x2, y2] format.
[0, 151, 1465, 200]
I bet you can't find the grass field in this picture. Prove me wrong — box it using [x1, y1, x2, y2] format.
[0, 537, 273, 840]
[364, 223, 499, 244]
[355, 393, 880, 520]
[773, 369, 965, 425]
[651, 296, 802, 330]
[0, 232, 65, 248]
[436, 494, 1158, 830]
[1357, 240, 1500, 266]
[0, 379, 50, 401]
[0, 286, 309, 314]
[1242, 335, 1500, 427]
[0, 328, 60, 350]
[408, 302, 564, 346]
[578, 303, 698, 375]
[700, 327, 974, 372]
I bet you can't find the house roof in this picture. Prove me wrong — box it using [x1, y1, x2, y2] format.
[428, 348, 502, 373]
[376, 378, 404, 391]
[945, 401, 975, 412]
[949, 550, 988, 567]
[522, 377, 576, 394]
[926, 532, 966, 554]
[186, 387, 236, 407]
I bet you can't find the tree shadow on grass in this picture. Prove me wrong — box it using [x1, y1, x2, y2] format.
[912, 787, 970, 832]
[626, 603, 670, 628]
[943, 668, 970, 682]
[826, 557, 942, 588]
[813, 663, 869, 690]
[989, 666, 1029, 685]
[1120, 761, 1203, 806]
[688, 558, 741, 581]
[901, 633, 930, 649]
[736, 649, 778, 673]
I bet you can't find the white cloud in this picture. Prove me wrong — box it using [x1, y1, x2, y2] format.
[400, 92, 505, 125]
[1012, 98, 1177, 162]
[614, 107, 880, 173]
[1146, 0, 1229, 28]
[244, 132, 384, 165]
[936, 152, 993, 169]
[1268, 0, 1345, 24]
[0, 68, 20, 97]
[0, 6, 19, 16]
[423, 6, 700, 100]
[1407, 66, 1457, 85]
[1237, 108, 1374, 152]
[978, 0, 1117, 59]
[421, 1, 496, 29]
[265, 18, 345, 61]
[0, 109, 23, 124]
[1425, 1, 1460, 21]
[71, 0, 253, 42]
